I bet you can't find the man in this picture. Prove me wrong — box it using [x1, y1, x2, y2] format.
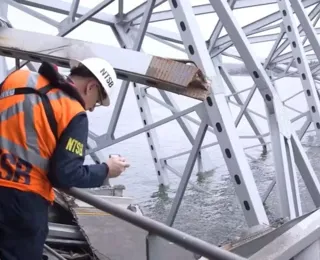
[0, 57, 130, 260]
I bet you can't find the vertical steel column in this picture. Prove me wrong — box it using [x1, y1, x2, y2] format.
[168, 0, 269, 226]
[0, 2, 8, 82]
[208, 0, 305, 219]
[268, 71, 302, 217]
[277, 0, 320, 139]
[112, 0, 169, 185]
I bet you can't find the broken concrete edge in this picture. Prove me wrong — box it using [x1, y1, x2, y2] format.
[54, 190, 144, 259]
[59, 191, 103, 260]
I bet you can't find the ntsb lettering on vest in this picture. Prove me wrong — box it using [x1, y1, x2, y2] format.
[0, 149, 32, 185]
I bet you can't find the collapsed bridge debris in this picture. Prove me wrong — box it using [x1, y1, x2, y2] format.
[48, 188, 199, 260]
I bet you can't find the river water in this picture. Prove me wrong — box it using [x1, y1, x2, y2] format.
[85, 74, 320, 246]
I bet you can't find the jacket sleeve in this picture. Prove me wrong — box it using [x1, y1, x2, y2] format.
[47, 112, 108, 189]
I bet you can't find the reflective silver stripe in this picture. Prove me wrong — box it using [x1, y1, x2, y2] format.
[0, 101, 24, 122]
[48, 91, 67, 100]
[24, 73, 40, 158]
[0, 136, 48, 170]
[0, 72, 69, 171]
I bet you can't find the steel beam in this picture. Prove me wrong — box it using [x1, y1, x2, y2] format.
[248, 209, 320, 260]
[168, 0, 269, 227]
[13, 0, 118, 26]
[110, 0, 169, 185]
[157, 89, 215, 173]
[118, 0, 124, 20]
[0, 27, 209, 100]
[123, 0, 167, 23]
[88, 104, 202, 154]
[48, 222, 83, 240]
[57, 0, 115, 36]
[207, 0, 320, 220]
[243, 28, 320, 45]
[211, 0, 319, 53]
[4, 0, 59, 27]
[207, 0, 237, 54]
[67, 0, 80, 22]
[132, 0, 289, 25]
[271, 3, 320, 61]
[15, 0, 320, 52]
[277, 0, 320, 139]
[290, 0, 320, 65]
[15, 0, 320, 72]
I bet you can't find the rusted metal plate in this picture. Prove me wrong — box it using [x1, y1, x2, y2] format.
[146, 56, 208, 90]
[146, 56, 210, 100]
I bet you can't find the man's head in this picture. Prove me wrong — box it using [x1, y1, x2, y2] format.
[68, 57, 117, 111]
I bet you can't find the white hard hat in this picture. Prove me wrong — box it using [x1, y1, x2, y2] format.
[70, 57, 117, 106]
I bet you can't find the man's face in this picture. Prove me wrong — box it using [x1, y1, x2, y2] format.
[81, 79, 103, 112]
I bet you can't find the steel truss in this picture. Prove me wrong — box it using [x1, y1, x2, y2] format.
[2, 0, 320, 257]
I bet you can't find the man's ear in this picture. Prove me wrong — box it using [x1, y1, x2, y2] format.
[83, 84, 90, 95]
[86, 81, 96, 92]
[84, 81, 94, 94]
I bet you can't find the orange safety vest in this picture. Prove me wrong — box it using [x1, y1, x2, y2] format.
[0, 69, 85, 202]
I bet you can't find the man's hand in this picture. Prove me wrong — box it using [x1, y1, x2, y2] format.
[106, 156, 130, 178]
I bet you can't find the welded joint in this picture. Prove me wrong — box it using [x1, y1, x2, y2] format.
[58, 17, 74, 31]
[0, 16, 11, 28]
[194, 103, 210, 125]
[139, 86, 148, 98]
